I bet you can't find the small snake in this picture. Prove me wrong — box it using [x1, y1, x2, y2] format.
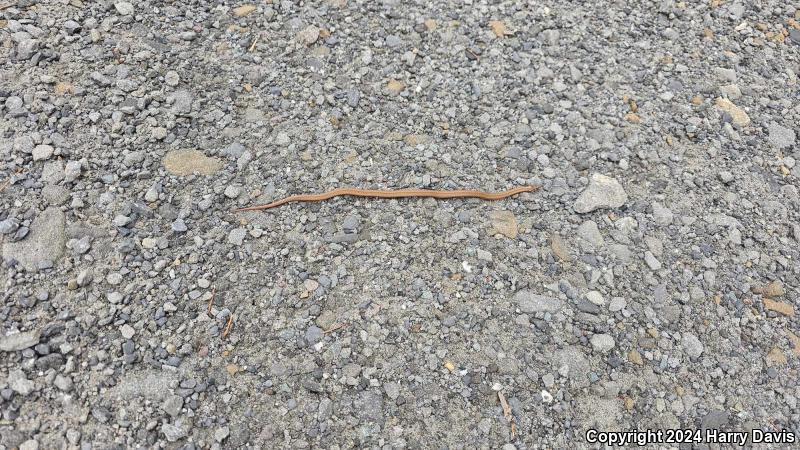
[235, 185, 540, 212]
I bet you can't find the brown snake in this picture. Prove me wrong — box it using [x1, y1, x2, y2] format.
[234, 185, 540, 212]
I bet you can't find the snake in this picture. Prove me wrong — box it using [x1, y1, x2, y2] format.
[234, 185, 540, 212]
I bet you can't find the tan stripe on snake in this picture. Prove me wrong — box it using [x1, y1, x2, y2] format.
[235, 185, 540, 212]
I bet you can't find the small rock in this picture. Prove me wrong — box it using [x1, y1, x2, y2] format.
[682, 333, 704, 358]
[161, 421, 188, 442]
[171, 218, 188, 233]
[651, 202, 674, 226]
[228, 228, 246, 246]
[715, 98, 750, 127]
[0, 330, 41, 352]
[297, 25, 320, 45]
[163, 150, 221, 176]
[577, 221, 604, 247]
[585, 291, 605, 306]
[608, 297, 626, 312]
[644, 251, 662, 270]
[767, 123, 796, 149]
[32, 145, 54, 161]
[489, 210, 518, 238]
[64, 161, 82, 182]
[8, 369, 35, 396]
[384, 382, 400, 400]
[514, 290, 563, 313]
[573, 174, 628, 213]
[163, 395, 183, 417]
[753, 280, 785, 298]
[224, 185, 241, 198]
[114, 2, 134, 16]
[590, 334, 615, 353]
[120, 324, 135, 339]
[233, 4, 257, 17]
[112, 215, 131, 227]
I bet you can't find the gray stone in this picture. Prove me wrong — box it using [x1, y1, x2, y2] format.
[651, 202, 674, 225]
[384, 382, 400, 400]
[64, 161, 82, 182]
[608, 297, 626, 312]
[228, 228, 246, 246]
[514, 290, 563, 313]
[682, 332, 704, 358]
[577, 220, 604, 247]
[114, 2, 134, 16]
[2, 208, 66, 271]
[214, 426, 230, 443]
[590, 334, 615, 353]
[17, 39, 39, 60]
[163, 395, 183, 417]
[0, 330, 41, 352]
[768, 122, 796, 149]
[32, 145, 54, 161]
[644, 251, 662, 270]
[573, 174, 627, 213]
[304, 326, 323, 345]
[354, 390, 384, 423]
[171, 218, 187, 233]
[8, 369, 35, 396]
[0, 218, 19, 235]
[161, 420, 189, 442]
[54, 374, 73, 391]
[222, 142, 246, 159]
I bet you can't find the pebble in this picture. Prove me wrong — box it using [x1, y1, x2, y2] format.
[171, 218, 188, 233]
[715, 98, 750, 127]
[514, 290, 563, 313]
[609, 297, 626, 312]
[585, 291, 605, 306]
[120, 324, 135, 339]
[590, 334, 615, 353]
[573, 174, 628, 213]
[682, 333, 704, 358]
[228, 228, 246, 246]
[32, 144, 54, 161]
[489, 210, 518, 238]
[114, 2, 134, 16]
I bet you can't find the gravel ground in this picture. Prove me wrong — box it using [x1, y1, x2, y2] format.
[1, 0, 800, 448]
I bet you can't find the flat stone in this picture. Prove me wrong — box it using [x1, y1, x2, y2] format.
[768, 122, 796, 148]
[2, 208, 66, 271]
[573, 174, 627, 213]
[682, 332, 704, 358]
[514, 290, 563, 313]
[228, 228, 246, 246]
[163, 150, 222, 176]
[32, 144, 54, 161]
[489, 210, 518, 238]
[577, 220, 604, 247]
[114, 2, 134, 15]
[8, 369, 35, 396]
[590, 334, 615, 353]
[0, 330, 41, 352]
[715, 97, 750, 127]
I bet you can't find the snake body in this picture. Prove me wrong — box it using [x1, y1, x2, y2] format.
[235, 185, 539, 212]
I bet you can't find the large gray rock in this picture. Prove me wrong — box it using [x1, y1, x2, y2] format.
[2, 208, 66, 271]
[768, 122, 796, 149]
[514, 290, 563, 313]
[0, 330, 41, 352]
[573, 174, 628, 213]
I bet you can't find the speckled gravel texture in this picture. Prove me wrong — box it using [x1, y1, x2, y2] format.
[1, 0, 800, 449]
